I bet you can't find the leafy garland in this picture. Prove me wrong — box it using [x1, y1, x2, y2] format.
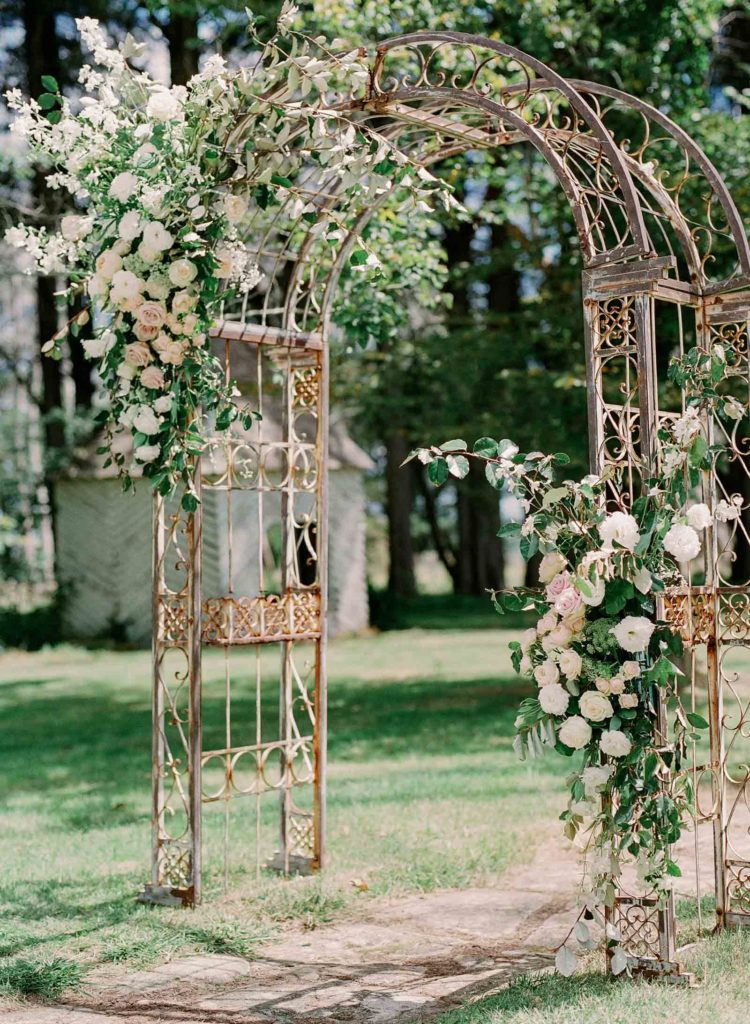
[409, 341, 744, 973]
[4, 8, 453, 510]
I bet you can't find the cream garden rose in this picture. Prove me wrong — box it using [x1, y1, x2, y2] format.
[539, 683, 570, 716]
[600, 730, 632, 758]
[539, 551, 566, 583]
[558, 716, 592, 750]
[534, 660, 560, 687]
[579, 690, 614, 723]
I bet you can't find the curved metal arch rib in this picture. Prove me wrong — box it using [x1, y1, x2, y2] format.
[540, 78, 750, 289]
[369, 30, 652, 265]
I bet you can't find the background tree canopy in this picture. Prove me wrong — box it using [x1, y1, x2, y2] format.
[1, 0, 749, 621]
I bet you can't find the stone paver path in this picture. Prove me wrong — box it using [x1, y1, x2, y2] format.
[2, 834, 579, 1024]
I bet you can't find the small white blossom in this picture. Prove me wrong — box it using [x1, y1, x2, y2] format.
[663, 523, 701, 562]
[612, 616, 655, 654]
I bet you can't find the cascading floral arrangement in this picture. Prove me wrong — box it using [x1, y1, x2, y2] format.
[409, 341, 744, 973]
[4, 7, 452, 509]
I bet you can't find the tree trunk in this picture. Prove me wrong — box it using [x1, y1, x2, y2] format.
[23, 5, 65, 456]
[385, 431, 417, 597]
[455, 477, 504, 595]
[68, 294, 95, 410]
[163, 12, 200, 86]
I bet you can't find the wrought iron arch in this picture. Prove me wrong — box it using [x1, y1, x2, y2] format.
[145, 28, 750, 984]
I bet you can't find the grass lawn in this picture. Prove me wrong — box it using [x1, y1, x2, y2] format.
[435, 927, 750, 1024]
[0, 626, 566, 996]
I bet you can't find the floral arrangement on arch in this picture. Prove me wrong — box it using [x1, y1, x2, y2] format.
[409, 341, 745, 974]
[4, 7, 452, 509]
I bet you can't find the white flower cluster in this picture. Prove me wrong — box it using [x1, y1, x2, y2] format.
[4, 14, 451, 485]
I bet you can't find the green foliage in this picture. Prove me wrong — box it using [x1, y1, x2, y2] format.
[0, 956, 86, 998]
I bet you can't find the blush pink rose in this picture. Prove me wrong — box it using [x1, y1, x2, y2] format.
[137, 301, 167, 329]
[555, 588, 583, 617]
[134, 321, 160, 342]
[545, 572, 572, 602]
[124, 341, 153, 367]
[140, 365, 166, 389]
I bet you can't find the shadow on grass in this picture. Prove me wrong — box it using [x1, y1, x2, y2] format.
[437, 970, 616, 1023]
[0, 666, 550, 975]
[0, 672, 536, 801]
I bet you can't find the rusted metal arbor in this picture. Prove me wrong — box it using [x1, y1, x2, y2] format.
[141, 30, 750, 975]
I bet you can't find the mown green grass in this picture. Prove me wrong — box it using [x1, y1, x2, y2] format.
[434, 928, 750, 1024]
[0, 628, 565, 995]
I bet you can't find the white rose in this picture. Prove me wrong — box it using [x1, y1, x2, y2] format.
[595, 677, 611, 694]
[109, 171, 138, 202]
[146, 274, 171, 300]
[581, 764, 612, 797]
[579, 690, 614, 723]
[110, 269, 145, 301]
[168, 259, 198, 287]
[118, 210, 142, 242]
[153, 395, 173, 414]
[95, 248, 122, 280]
[612, 616, 655, 653]
[536, 610, 558, 635]
[539, 683, 570, 716]
[117, 362, 136, 380]
[622, 660, 641, 680]
[539, 551, 566, 583]
[519, 655, 532, 675]
[224, 194, 248, 223]
[142, 222, 174, 252]
[60, 215, 89, 241]
[534, 660, 560, 687]
[146, 88, 183, 121]
[546, 625, 572, 651]
[135, 443, 161, 463]
[687, 503, 712, 531]
[663, 523, 701, 562]
[521, 628, 537, 652]
[558, 715, 592, 750]
[619, 693, 639, 709]
[600, 730, 632, 758]
[172, 290, 198, 315]
[558, 649, 582, 680]
[599, 511, 639, 552]
[133, 406, 162, 436]
[137, 243, 160, 265]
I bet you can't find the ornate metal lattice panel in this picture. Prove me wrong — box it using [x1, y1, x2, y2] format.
[141, 324, 326, 905]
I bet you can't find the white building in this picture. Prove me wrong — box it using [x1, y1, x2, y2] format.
[54, 416, 373, 645]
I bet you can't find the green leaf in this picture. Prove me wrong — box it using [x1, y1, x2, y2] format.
[497, 521, 521, 538]
[427, 458, 449, 486]
[38, 92, 58, 109]
[181, 491, 199, 512]
[439, 439, 467, 452]
[446, 454, 469, 479]
[41, 75, 59, 93]
[686, 712, 709, 730]
[485, 463, 505, 489]
[520, 532, 539, 561]
[473, 437, 498, 458]
[349, 249, 368, 266]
